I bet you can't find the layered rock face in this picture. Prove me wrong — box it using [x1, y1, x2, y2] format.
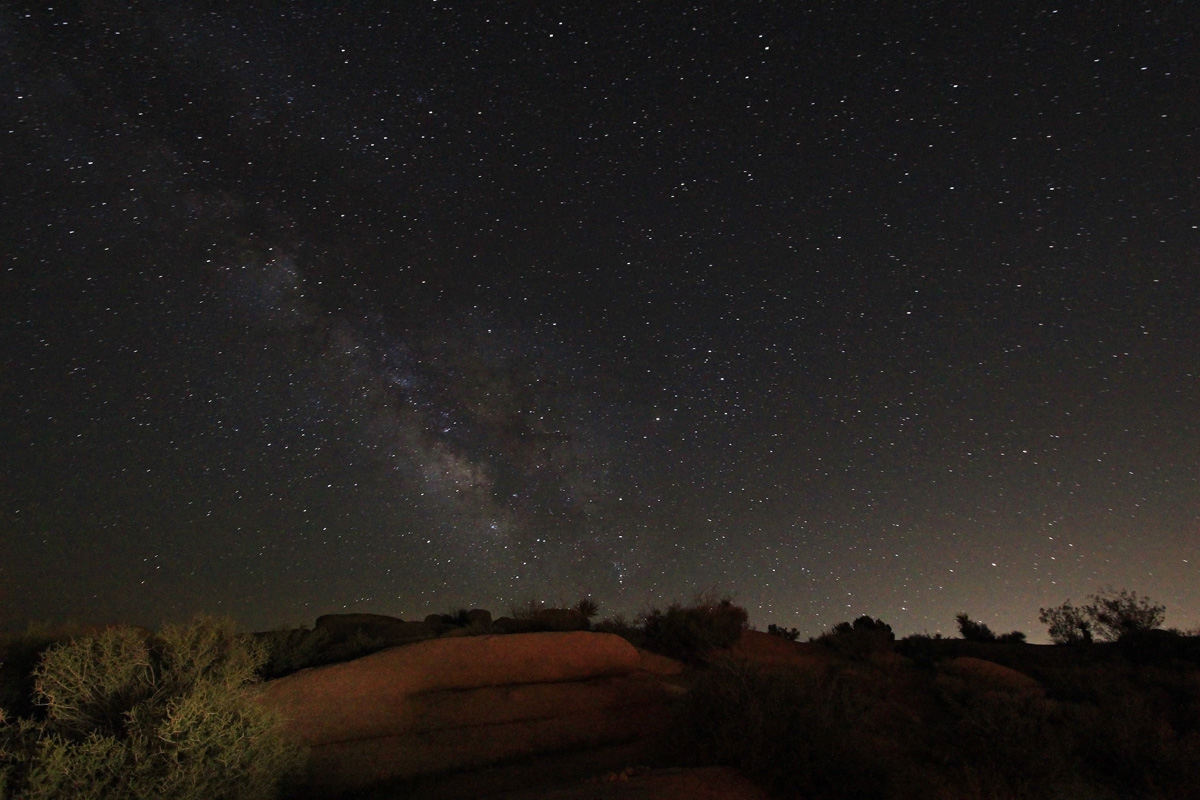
[257, 631, 684, 794]
[314, 612, 438, 643]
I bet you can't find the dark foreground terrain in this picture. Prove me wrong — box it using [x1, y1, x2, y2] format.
[4, 608, 1200, 800]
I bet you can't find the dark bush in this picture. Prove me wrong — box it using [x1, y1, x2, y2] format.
[1041, 588, 1166, 644]
[255, 626, 334, 679]
[678, 658, 903, 799]
[766, 623, 800, 642]
[930, 675, 1084, 798]
[592, 614, 645, 648]
[1117, 627, 1187, 665]
[815, 616, 894, 660]
[639, 596, 748, 663]
[1073, 691, 1200, 797]
[955, 613, 997, 643]
[507, 600, 592, 632]
[574, 597, 600, 620]
[1087, 588, 1166, 642]
[1039, 600, 1094, 644]
[895, 632, 947, 667]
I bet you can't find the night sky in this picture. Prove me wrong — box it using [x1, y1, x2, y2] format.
[3, 3, 1198, 639]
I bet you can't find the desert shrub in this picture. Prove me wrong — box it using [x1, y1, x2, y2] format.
[955, 613, 997, 643]
[1073, 692, 1200, 798]
[895, 633, 947, 667]
[1041, 588, 1166, 645]
[639, 596, 747, 663]
[678, 658, 902, 799]
[255, 626, 332, 679]
[0, 617, 305, 800]
[997, 630, 1027, 645]
[506, 599, 592, 632]
[592, 614, 645, 648]
[319, 628, 389, 664]
[930, 680, 1084, 799]
[0, 626, 87, 721]
[1039, 600, 1094, 645]
[767, 623, 800, 642]
[815, 616, 894, 660]
[1087, 588, 1166, 642]
[1117, 628, 1192, 665]
[574, 597, 600, 620]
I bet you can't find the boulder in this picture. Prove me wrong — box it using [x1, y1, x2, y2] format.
[259, 631, 644, 746]
[466, 608, 493, 626]
[305, 702, 669, 792]
[529, 608, 590, 632]
[637, 648, 686, 676]
[939, 656, 1041, 693]
[489, 608, 591, 633]
[404, 674, 672, 732]
[492, 616, 523, 633]
[314, 613, 433, 643]
[283, 674, 671, 746]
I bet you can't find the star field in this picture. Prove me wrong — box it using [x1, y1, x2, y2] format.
[2, 3, 1198, 638]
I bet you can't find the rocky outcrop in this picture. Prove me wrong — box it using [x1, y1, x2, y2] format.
[258, 631, 682, 794]
[938, 656, 1042, 694]
[304, 678, 671, 792]
[637, 648, 687, 676]
[491, 608, 591, 634]
[466, 608, 493, 627]
[314, 612, 437, 643]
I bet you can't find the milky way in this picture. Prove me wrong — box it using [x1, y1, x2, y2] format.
[3, 3, 1198, 636]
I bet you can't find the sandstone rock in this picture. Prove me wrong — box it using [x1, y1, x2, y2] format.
[314, 612, 433, 643]
[305, 674, 670, 740]
[259, 631, 644, 746]
[636, 648, 686, 676]
[487, 609, 590, 633]
[466, 608, 493, 626]
[530, 608, 590, 632]
[940, 656, 1041, 692]
[305, 702, 669, 792]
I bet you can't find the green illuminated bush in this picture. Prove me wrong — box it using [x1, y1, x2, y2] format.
[0, 617, 305, 800]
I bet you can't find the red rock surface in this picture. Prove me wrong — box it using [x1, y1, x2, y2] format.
[725, 628, 839, 672]
[259, 630, 838, 798]
[939, 655, 1043, 692]
[634, 649, 685, 676]
[307, 702, 670, 792]
[259, 631, 643, 746]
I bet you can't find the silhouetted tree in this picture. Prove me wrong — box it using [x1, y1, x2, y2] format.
[767, 623, 800, 642]
[1085, 588, 1165, 641]
[1040, 588, 1165, 644]
[956, 613, 997, 642]
[815, 615, 894, 659]
[1039, 600, 1093, 644]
